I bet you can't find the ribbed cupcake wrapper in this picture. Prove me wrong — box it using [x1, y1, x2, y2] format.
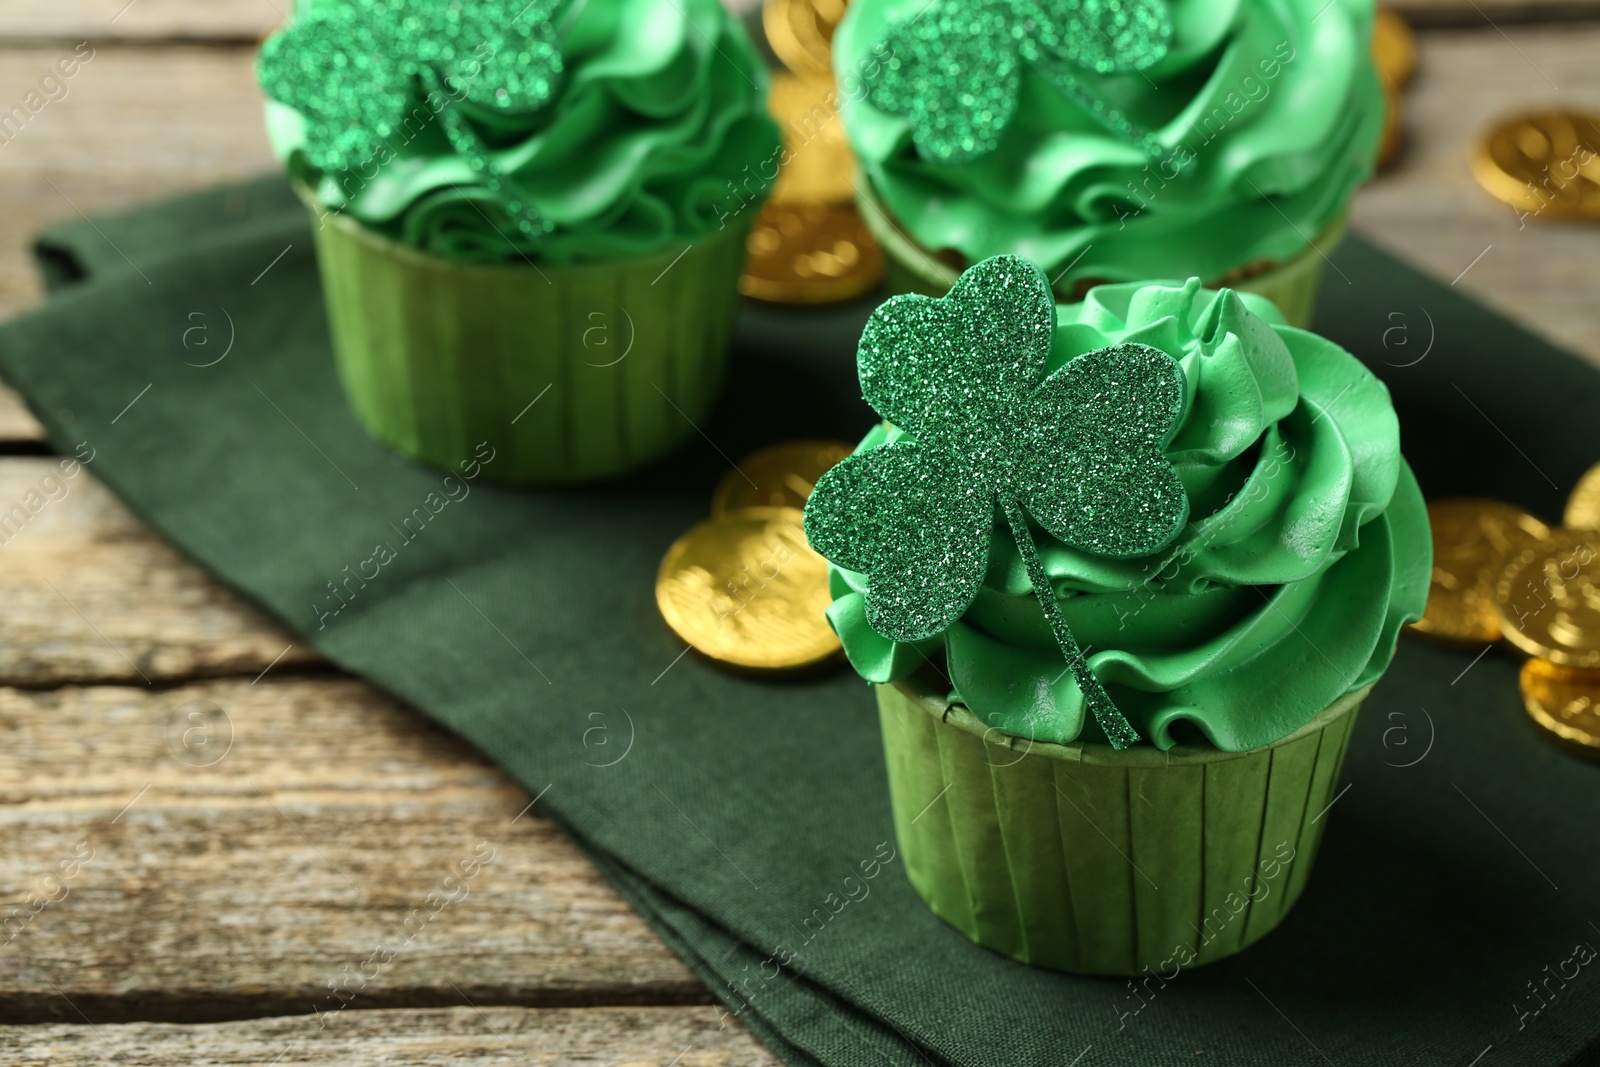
[301, 186, 752, 485]
[877, 679, 1367, 976]
[856, 178, 1344, 330]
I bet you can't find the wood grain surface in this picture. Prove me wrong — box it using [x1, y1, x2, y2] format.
[0, 0, 281, 43]
[0, 44, 277, 443]
[0, 460, 317, 686]
[0, 1007, 778, 1066]
[1352, 24, 1600, 367]
[0, 677, 703, 1025]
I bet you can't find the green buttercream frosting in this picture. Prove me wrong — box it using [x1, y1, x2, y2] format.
[263, 0, 780, 264]
[833, 0, 1385, 283]
[826, 280, 1430, 751]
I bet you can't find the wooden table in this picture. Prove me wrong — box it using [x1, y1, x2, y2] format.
[0, 3, 1595, 1062]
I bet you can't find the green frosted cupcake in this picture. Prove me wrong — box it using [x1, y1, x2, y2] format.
[833, 0, 1384, 326]
[258, 0, 780, 483]
[803, 255, 1429, 975]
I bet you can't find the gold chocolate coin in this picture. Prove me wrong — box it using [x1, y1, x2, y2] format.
[764, 0, 845, 79]
[1496, 528, 1600, 667]
[1564, 460, 1600, 529]
[1411, 499, 1551, 643]
[655, 507, 841, 670]
[741, 200, 884, 304]
[1372, 7, 1416, 89]
[1520, 657, 1600, 759]
[1472, 111, 1600, 220]
[768, 72, 855, 205]
[712, 439, 853, 516]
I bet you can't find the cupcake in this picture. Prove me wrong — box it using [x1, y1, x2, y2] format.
[258, 0, 781, 483]
[803, 255, 1429, 975]
[833, 0, 1384, 327]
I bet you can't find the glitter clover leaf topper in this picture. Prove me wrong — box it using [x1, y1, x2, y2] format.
[867, 0, 1173, 164]
[258, 0, 569, 240]
[803, 255, 1188, 749]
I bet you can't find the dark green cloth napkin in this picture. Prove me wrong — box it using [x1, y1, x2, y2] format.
[11, 178, 1600, 1066]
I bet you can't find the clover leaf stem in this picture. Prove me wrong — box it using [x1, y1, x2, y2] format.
[1002, 499, 1141, 750]
[420, 65, 552, 245]
[1031, 53, 1165, 161]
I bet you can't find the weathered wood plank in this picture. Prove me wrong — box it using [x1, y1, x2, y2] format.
[0, 536, 315, 685]
[0, 43, 279, 441]
[0, 403, 39, 445]
[0, 1, 280, 43]
[0, 1007, 776, 1066]
[1351, 24, 1600, 371]
[0, 44, 277, 313]
[1390, 0, 1600, 24]
[0, 678, 705, 1024]
[0, 458, 318, 685]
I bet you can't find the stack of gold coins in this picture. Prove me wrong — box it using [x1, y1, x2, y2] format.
[1472, 110, 1600, 222]
[656, 441, 854, 670]
[1372, 7, 1416, 169]
[741, 0, 884, 303]
[1412, 462, 1600, 759]
[1500, 464, 1600, 758]
[1411, 500, 1551, 645]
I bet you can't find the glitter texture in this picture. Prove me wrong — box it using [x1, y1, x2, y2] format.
[803, 254, 1187, 748]
[258, 0, 566, 239]
[870, 2, 1020, 164]
[865, 0, 1173, 164]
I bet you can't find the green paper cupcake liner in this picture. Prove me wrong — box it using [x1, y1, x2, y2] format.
[298, 184, 753, 484]
[855, 178, 1346, 330]
[877, 676, 1368, 976]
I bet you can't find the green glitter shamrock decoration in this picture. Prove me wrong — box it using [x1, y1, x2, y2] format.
[258, 0, 570, 240]
[803, 255, 1189, 749]
[867, 0, 1173, 164]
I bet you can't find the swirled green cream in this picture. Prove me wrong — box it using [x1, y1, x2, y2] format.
[827, 279, 1430, 751]
[834, 0, 1384, 284]
[264, 0, 780, 264]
